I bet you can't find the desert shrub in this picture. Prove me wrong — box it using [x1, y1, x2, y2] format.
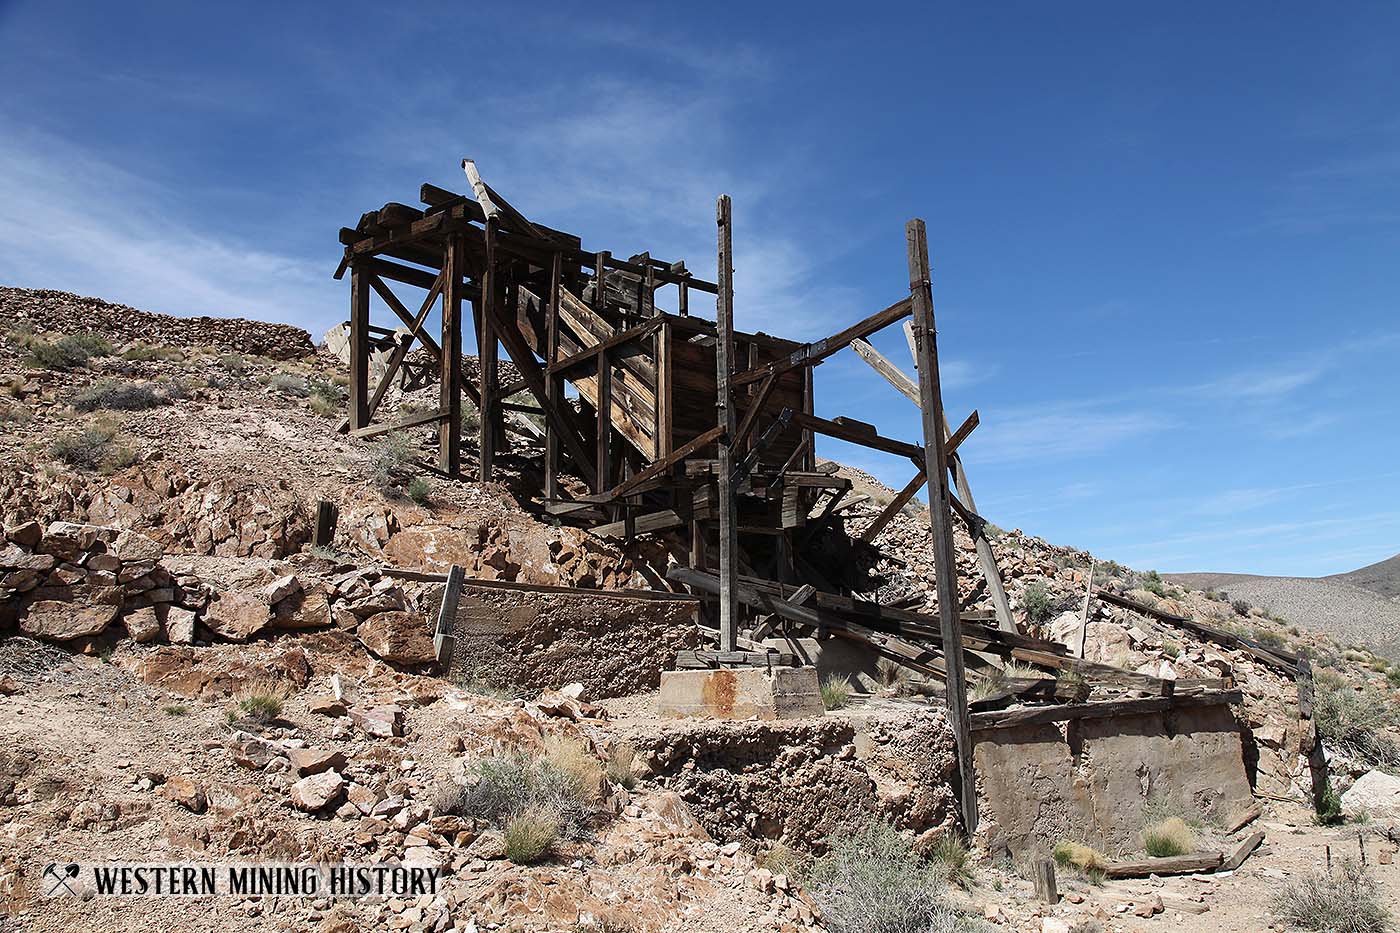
[541, 734, 604, 804]
[1315, 676, 1400, 767]
[219, 353, 249, 375]
[406, 476, 431, 505]
[27, 333, 110, 370]
[266, 372, 309, 397]
[1386, 667, 1400, 688]
[71, 380, 168, 412]
[808, 822, 961, 933]
[235, 691, 284, 724]
[1204, 589, 1222, 601]
[309, 380, 342, 417]
[1271, 857, 1392, 933]
[1140, 570, 1166, 597]
[451, 744, 596, 839]
[1162, 640, 1182, 659]
[1252, 627, 1287, 649]
[0, 400, 29, 424]
[605, 743, 637, 790]
[1315, 776, 1345, 826]
[121, 342, 185, 362]
[759, 842, 815, 883]
[820, 674, 853, 710]
[926, 832, 973, 889]
[162, 704, 189, 716]
[982, 522, 1004, 540]
[1023, 582, 1056, 623]
[1141, 817, 1195, 857]
[371, 431, 415, 493]
[1100, 560, 1125, 579]
[1232, 598, 1252, 616]
[51, 427, 115, 469]
[503, 806, 558, 864]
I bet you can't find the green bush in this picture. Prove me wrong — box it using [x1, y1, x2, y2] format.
[218, 353, 249, 375]
[1386, 667, 1400, 688]
[236, 692, 284, 723]
[1023, 582, 1055, 623]
[309, 380, 343, 417]
[1232, 598, 1252, 616]
[1271, 857, 1391, 933]
[1315, 676, 1400, 767]
[809, 822, 961, 933]
[1140, 570, 1166, 597]
[820, 674, 853, 710]
[71, 380, 168, 412]
[27, 333, 111, 370]
[406, 476, 431, 505]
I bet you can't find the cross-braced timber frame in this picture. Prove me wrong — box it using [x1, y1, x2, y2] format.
[335, 159, 1059, 834]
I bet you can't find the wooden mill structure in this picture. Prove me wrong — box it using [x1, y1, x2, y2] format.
[334, 160, 1051, 832]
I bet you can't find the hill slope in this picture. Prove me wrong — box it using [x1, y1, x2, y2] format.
[1165, 570, 1400, 657]
[1326, 551, 1400, 601]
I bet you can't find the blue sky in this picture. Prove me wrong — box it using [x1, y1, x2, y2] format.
[1, 1, 1398, 576]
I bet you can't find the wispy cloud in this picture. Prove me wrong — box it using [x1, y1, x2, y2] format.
[0, 122, 335, 331]
[966, 402, 1165, 465]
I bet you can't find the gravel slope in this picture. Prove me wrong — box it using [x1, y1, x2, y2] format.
[1326, 551, 1400, 600]
[1165, 570, 1400, 657]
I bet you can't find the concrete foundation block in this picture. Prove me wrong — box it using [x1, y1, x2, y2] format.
[657, 665, 824, 720]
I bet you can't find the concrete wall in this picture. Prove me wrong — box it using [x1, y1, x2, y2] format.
[974, 704, 1254, 858]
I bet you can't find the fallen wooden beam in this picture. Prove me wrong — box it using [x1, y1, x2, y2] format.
[1095, 588, 1299, 673]
[968, 689, 1243, 732]
[1103, 851, 1224, 879]
[1221, 831, 1264, 871]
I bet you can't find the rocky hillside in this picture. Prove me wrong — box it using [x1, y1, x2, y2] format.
[3, 286, 1400, 932]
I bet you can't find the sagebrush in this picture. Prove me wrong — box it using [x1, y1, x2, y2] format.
[1271, 857, 1392, 933]
[808, 822, 962, 933]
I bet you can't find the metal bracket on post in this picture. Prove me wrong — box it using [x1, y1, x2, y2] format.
[434, 564, 464, 668]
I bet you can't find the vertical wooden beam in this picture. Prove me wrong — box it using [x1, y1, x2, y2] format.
[594, 348, 612, 495]
[478, 219, 499, 481]
[802, 364, 815, 471]
[439, 236, 463, 475]
[544, 251, 563, 500]
[314, 501, 339, 548]
[907, 218, 977, 835]
[656, 319, 674, 457]
[348, 262, 370, 431]
[594, 250, 610, 325]
[715, 195, 739, 653]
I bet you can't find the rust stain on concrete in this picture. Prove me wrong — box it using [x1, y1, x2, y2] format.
[701, 669, 737, 717]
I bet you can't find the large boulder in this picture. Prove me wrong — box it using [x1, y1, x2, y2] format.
[112, 529, 164, 563]
[19, 600, 119, 641]
[357, 611, 436, 665]
[202, 591, 270, 641]
[122, 607, 162, 643]
[1342, 770, 1400, 821]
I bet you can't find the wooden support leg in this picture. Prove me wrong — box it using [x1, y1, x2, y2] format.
[715, 195, 739, 654]
[595, 349, 612, 495]
[439, 237, 463, 475]
[908, 218, 978, 836]
[545, 252, 563, 499]
[478, 219, 499, 481]
[349, 263, 370, 431]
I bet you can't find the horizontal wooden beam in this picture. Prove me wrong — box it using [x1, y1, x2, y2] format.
[351, 408, 448, 439]
[790, 412, 924, 460]
[732, 296, 913, 388]
[547, 318, 663, 375]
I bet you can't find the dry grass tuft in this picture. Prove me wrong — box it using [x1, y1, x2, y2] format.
[503, 806, 558, 864]
[820, 674, 854, 710]
[1141, 817, 1196, 857]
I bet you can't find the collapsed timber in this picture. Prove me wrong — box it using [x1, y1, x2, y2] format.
[332, 160, 1298, 838]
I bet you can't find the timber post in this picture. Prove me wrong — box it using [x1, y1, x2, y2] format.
[908, 217, 978, 836]
[715, 194, 739, 653]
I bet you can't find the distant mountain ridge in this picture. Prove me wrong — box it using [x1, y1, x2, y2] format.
[1325, 552, 1400, 601]
[1165, 551, 1400, 656]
